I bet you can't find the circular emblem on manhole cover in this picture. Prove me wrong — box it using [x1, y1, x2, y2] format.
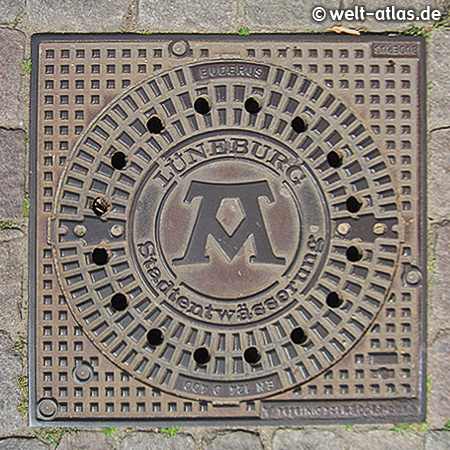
[52, 60, 401, 400]
[130, 130, 330, 327]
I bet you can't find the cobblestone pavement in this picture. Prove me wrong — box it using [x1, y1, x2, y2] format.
[0, 0, 449, 449]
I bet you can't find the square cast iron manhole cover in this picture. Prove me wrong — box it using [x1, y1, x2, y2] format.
[29, 34, 427, 426]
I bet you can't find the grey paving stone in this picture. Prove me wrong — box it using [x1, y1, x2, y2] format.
[138, 0, 236, 32]
[429, 129, 450, 220]
[242, 0, 340, 31]
[341, 0, 448, 31]
[118, 432, 195, 450]
[273, 430, 424, 450]
[26, 0, 130, 32]
[0, 28, 25, 129]
[0, 332, 24, 435]
[273, 430, 346, 450]
[0, 439, 48, 450]
[428, 30, 450, 131]
[428, 332, 450, 428]
[57, 432, 114, 450]
[344, 431, 424, 450]
[425, 432, 450, 450]
[0, 0, 26, 25]
[0, 129, 25, 219]
[0, 229, 25, 339]
[207, 431, 263, 450]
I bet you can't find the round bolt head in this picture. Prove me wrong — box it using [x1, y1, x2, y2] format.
[337, 222, 351, 236]
[373, 223, 386, 235]
[38, 398, 58, 419]
[171, 40, 190, 57]
[111, 224, 124, 238]
[405, 269, 422, 285]
[73, 362, 93, 383]
[73, 224, 87, 237]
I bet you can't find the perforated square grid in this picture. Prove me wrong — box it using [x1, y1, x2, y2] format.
[29, 34, 426, 426]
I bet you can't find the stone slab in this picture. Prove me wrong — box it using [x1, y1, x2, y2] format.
[0, 439, 48, 450]
[273, 430, 424, 450]
[206, 431, 264, 450]
[25, 0, 130, 32]
[138, 0, 236, 32]
[428, 30, 450, 131]
[118, 432, 196, 450]
[429, 130, 450, 220]
[0, 332, 24, 436]
[0, 0, 26, 25]
[242, 0, 339, 31]
[0, 28, 25, 129]
[0, 130, 25, 219]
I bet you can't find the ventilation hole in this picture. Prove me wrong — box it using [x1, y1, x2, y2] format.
[193, 347, 210, 365]
[146, 328, 164, 347]
[327, 150, 343, 168]
[111, 293, 128, 311]
[326, 292, 344, 308]
[346, 245, 363, 262]
[111, 151, 127, 170]
[146, 116, 164, 134]
[291, 116, 308, 133]
[244, 97, 261, 114]
[243, 347, 261, 365]
[92, 247, 109, 266]
[92, 196, 110, 216]
[194, 97, 211, 115]
[290, 327, 308, 345]
[346, 196, 363, 213]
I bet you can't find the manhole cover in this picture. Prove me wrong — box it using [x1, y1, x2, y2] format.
[29, 34, 426, 426]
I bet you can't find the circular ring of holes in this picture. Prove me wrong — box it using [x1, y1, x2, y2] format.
[147, 328, 164, 347]
[146, 116, 165, 134]
[110, 293, 128, 311]
[111, 151, 128, 170]
[193, 347, 211, 365]
[346, 245, 363, 262]
[53, 60, 401, 399]
[194, 97, 211, 115]
[92, 247, 109, 265]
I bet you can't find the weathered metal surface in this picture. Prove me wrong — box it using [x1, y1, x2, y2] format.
[29, 34, 426, 426]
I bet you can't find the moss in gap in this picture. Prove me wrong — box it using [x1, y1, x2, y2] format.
[160, 426, 181, 438]
[23, 193, 30, 218]
[426, 375, 432, 395]
[34, 428, 67, 448]
[21, 58, 32, 75]
[102, 426, 119, 438]
[238, 26, 250, 36]
[17, 375, 28, 418]
[390, 422, 429, 433]
[443, 420, 450, 431]
[402, 11, 450, 40]
[0, 220, 20, 231]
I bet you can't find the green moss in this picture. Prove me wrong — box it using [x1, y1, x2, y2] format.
[426, 375, 432, 394]
[17, 375, 28, 418]
[0, 219, 20, 231]
[238, 26, 250, 36]
[102, 426, 119, 437]
[444, 420, 450, 431]
[34, 429, 66, 447]
[343, 424, 353, 431]
[160, 426, 180, 438]
[23, 193, 30, 218]
[402, 12, 450, 39]
[390, 422, 429, 433]
[21, 58, 32, 75]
